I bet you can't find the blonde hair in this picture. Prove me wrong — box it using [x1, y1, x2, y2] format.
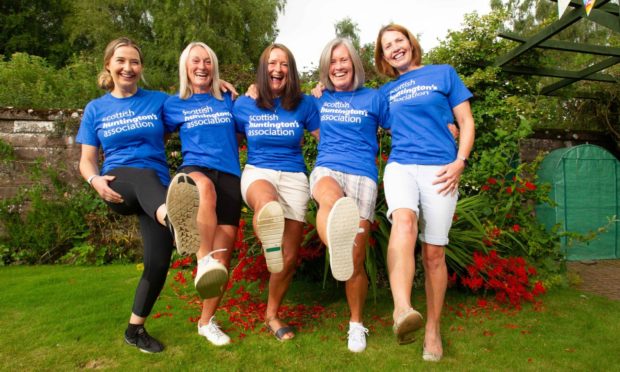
[319, 38, 365, 92]
[97, 37, 144, 91]
[178, 42, 222, 100]
[374, 24, 423, 78]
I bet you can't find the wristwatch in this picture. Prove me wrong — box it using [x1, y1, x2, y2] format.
[457, 155, 468, 167]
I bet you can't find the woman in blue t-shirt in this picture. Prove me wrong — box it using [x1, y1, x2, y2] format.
[163, 42, 242, 346]
[233, 44, 320, 341]
[374, 24, 475, 361]
[310, 38, 390, 353]
[76, 37, 173, 353]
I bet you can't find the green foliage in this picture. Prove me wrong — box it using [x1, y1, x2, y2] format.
[0, 53, 100, 109]
[0, 160, 141, 265]
[0, 139, 16, 164]
[0, 0, 74, 67]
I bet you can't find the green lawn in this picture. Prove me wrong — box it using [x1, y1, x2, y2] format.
[1, 265, 618, 371]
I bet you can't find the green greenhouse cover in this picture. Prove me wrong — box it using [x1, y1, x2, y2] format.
[536, 144, 619, 260]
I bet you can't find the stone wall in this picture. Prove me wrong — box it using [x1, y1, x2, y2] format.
[0, 107, 83, 199]
[520, 129, 619, 163]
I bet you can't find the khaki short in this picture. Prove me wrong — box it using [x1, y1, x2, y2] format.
[241, 164, 309, 222]
[309, 166, 378, 221]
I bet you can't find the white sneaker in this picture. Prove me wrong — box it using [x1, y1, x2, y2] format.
[194, 249, 228, 299]
[347, 322, 369, 353]
[326, 197, 359, 281]
[198, 316, 231, 346]
[255, 201, 285, 273]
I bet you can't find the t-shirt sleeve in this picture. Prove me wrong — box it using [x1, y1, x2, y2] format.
[447, 65, 473, 108]
[76, 101, 100, 147]
[376, 92, 391, 130]
[303, 95, 320, 132]
[162, 95, 181, 133]
[232, 98, 246, 134]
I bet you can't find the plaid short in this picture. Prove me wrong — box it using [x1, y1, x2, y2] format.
[309, 166, 378, 221]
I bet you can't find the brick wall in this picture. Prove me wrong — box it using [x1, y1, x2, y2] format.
[0, 108, 83, 199]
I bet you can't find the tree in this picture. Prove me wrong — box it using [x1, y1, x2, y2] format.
[0, 0, 74, 67]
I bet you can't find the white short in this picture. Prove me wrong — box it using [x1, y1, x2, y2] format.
[241, 164, 309, 222]
[383, 162, 458, 246]
[309, 166, 378, 221]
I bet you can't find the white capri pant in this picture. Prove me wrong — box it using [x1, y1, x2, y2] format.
[241, 164, 309, 222]
[383, 162, 458, 246]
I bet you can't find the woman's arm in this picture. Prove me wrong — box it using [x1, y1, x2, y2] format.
[432, 100, 475, 195]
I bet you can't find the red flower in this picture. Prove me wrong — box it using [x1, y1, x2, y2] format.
[481, 185, 490, 191]
[506, 186, 513, 194]
[487, 178, 497, 185]
[525, 181, 536, 191]
[512, 224, 521, 233]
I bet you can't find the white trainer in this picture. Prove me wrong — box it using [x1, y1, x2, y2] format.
[255, 201, 285, 273]
[347, 322, 369, 353]
[326, 197, 359, 281]
[165, 173, 200, 256]
[198, 316, 231, 346]
[194, 249, 228, 299]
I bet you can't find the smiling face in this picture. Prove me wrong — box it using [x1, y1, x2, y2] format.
[329, 44, 354, 92]
[267, 48, 289, 96]
[380, 30, 416, 74]
[106, 46, 142, 96]
[186, 46, 213, 94]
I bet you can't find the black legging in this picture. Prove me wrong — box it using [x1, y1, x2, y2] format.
[105, 167, 174, 318]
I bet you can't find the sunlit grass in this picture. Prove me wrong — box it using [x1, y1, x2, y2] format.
[0, 265, 618, 370]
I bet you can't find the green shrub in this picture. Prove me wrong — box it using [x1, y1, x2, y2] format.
[0, 53, 100, 109]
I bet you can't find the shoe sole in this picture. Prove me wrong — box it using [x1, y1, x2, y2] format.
[166, 173, 200, 256]
[255, 201, 285, 273]
[326, 197, 359, 281]
[393, 309, 424, 345]
[195, 264, 228, 299]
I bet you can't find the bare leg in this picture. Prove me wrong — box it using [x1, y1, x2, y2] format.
[312, 176, 344, 243]
[422, 243, 447, 356]
[346, 219, 370, 323]
[188, 172, 218, 260]
[198, 225, 237, 324]
[264, 219, 302, 339]
[387, 208, 418, 321]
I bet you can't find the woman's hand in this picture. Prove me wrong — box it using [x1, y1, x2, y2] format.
[220, 79, 239, 99]
[432, 160, 465, 196]
[311, 82, 325, 98]
[91, 175, 124, 203]
[245, 84, 258, 99]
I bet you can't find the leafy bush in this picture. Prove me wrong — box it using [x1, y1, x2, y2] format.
[0, 53, 100, 109]
[0, 160, 141, 265]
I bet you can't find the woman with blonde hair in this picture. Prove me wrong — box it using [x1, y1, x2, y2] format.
[163, 41, 242, 346]
[77, 37, 173, 353]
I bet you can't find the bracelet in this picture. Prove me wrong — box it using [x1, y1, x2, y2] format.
[457, 155, 468, 166]
[87, 175, 98, 185]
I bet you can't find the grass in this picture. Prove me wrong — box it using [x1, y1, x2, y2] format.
[1, 265, 619, 371]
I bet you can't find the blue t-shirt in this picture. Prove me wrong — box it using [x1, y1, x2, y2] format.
[314, 87, 390, 182]
[380, 64, 473, 165]
[233, 95, 320, 173]
[163, 92, 241, 177]
[76, 88, 171, 185]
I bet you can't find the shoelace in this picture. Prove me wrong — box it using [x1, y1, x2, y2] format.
[348, 325, 369, 342]
[135, 327, 153, 346]
[207, 316, 226, 338]
[200, 248, 228, 265]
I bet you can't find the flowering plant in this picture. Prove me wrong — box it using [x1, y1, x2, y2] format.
[457, 250, 546, 309]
